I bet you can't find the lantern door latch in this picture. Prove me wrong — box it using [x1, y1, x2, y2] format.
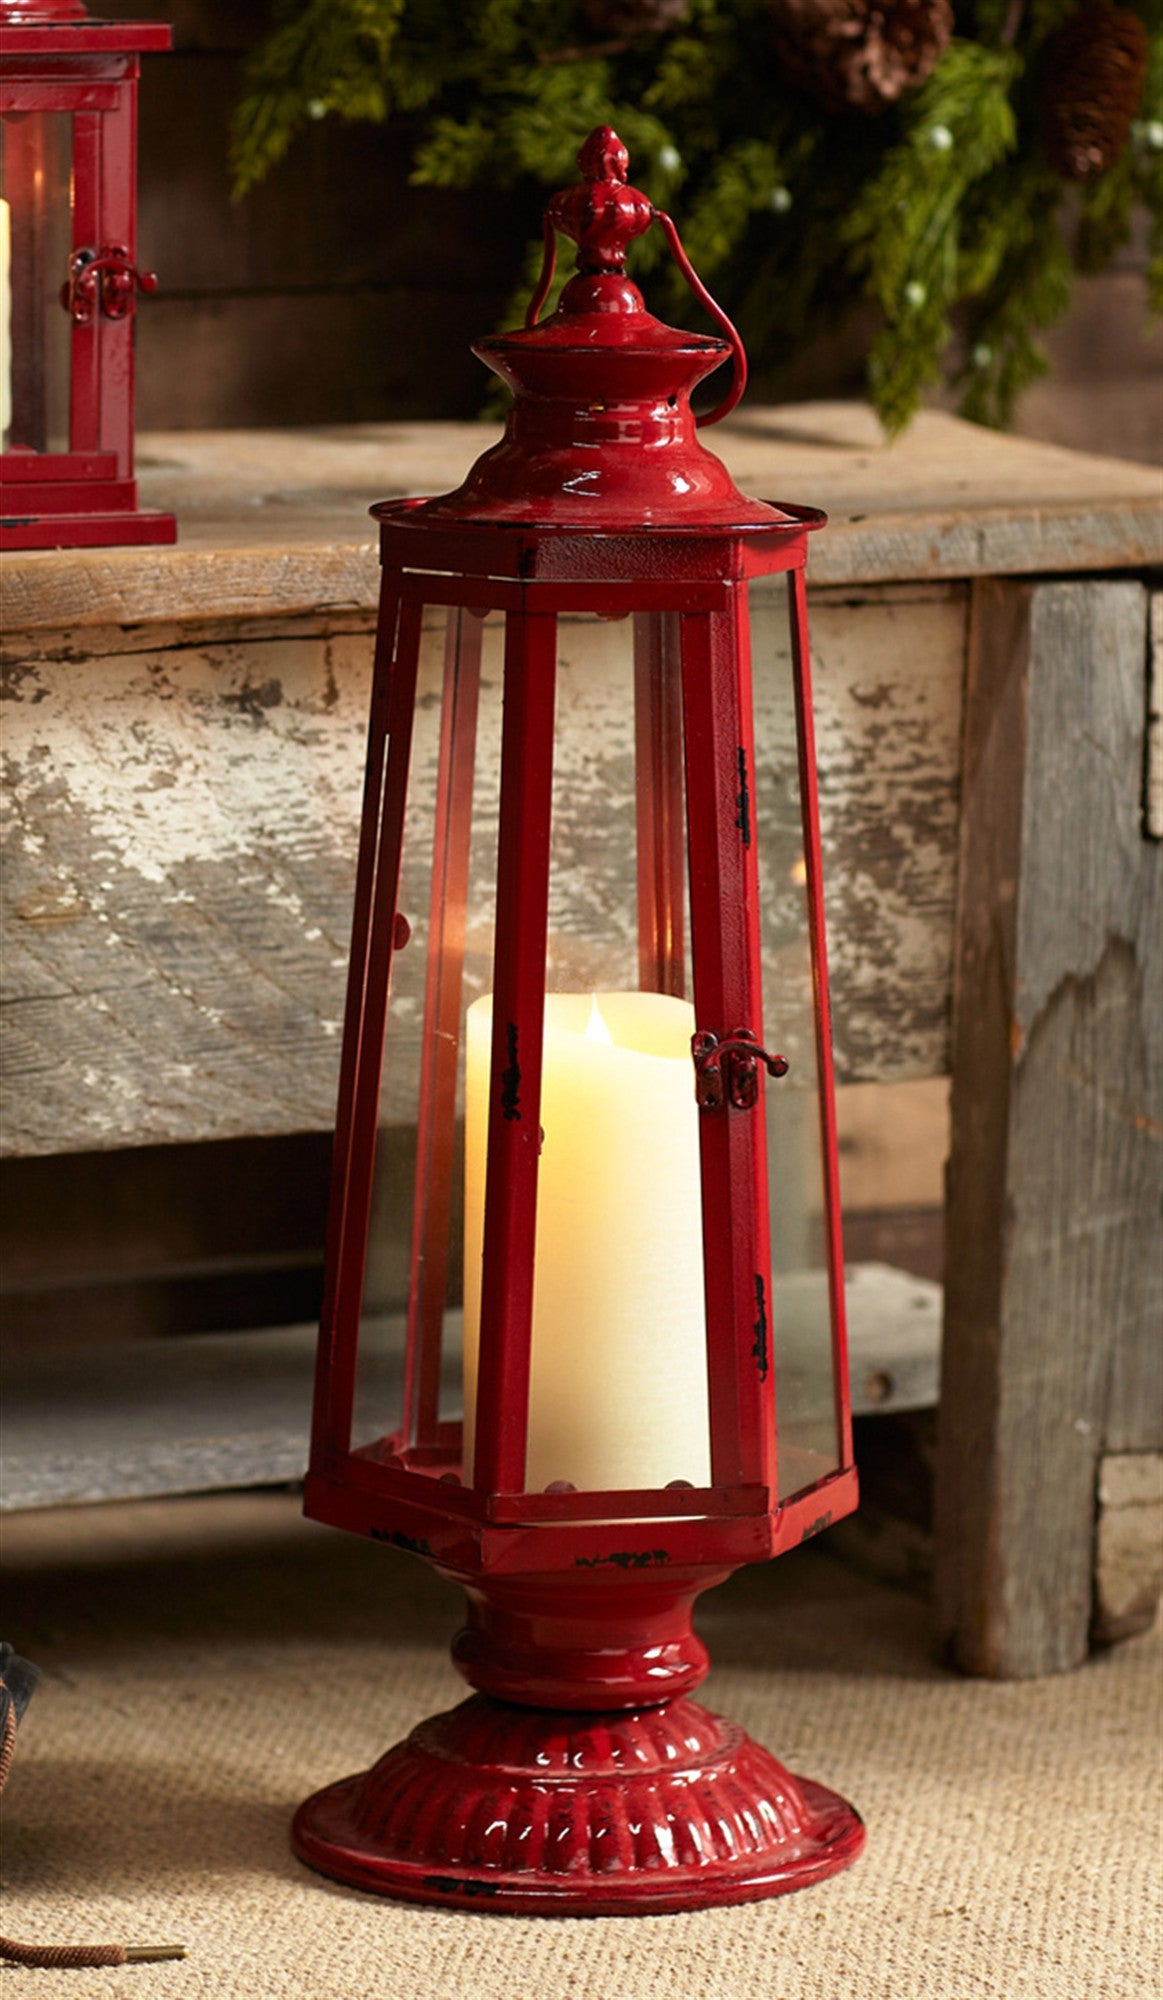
[691, 1029, 789, 1112]
[61, 247, 158, 325]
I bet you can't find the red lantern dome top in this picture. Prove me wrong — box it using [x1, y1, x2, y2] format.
[420, 128, 808, 535]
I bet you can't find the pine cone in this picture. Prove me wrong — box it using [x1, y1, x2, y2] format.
[582, 0, 689, 35]
[768, 0, 953, 114]
[1042, 3, 1148, 180]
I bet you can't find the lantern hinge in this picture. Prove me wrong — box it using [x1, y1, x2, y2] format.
[691, 1029, 789, 1112]
[61, 246, 158, 325]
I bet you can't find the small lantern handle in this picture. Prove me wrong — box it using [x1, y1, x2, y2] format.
[525, 127, 748, 429]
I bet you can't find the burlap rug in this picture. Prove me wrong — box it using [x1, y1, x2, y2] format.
[2, 1492, 1159, 2000]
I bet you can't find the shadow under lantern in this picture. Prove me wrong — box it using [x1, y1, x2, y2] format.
[294, 127, 864, 1914]
[0, 0, 173, 550]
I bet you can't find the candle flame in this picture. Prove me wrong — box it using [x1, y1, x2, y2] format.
[585, 996, 613, 1045]
[789, 855, 808, 887]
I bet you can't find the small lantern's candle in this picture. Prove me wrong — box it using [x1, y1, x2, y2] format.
[0, 198, 11, 443]
[463, 990, 710, 1492]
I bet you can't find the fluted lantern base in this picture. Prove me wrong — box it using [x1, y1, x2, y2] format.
[292, 1692, 864, 1915]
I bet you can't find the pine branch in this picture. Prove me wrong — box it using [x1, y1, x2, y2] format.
[230, 0, 1158, 431]
[1135, 27, 1163, 310]
[230, 0, 405, 198]
[843, 42, 1020, 431]
[958, 164, 1073, 426]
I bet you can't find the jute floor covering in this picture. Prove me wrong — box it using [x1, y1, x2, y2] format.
[1, 1491, 1159, 2000]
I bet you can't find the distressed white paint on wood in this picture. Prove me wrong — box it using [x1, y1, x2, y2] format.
[5, 407, 1159, 634]
[2, 587, 964, 1155]
[836, 1261, 941, 1413]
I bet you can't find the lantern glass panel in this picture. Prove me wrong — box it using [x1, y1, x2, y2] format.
[350, 605, 505, 1454]
[351, 604, 694, 1481]
[465, 610, 710, 1497]
[0, 111, 72, 455]
[347, 589, 841, 1505]
[751, 583, 843, 1500]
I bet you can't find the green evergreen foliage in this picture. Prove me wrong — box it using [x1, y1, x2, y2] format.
[230, 0, 1160, 433]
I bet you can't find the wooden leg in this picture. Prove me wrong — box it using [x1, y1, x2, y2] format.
[935, 578, 1162, 1678]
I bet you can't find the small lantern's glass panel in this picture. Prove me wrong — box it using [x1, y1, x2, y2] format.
[0, 112, 73, 454]
[751, 583, 844, 1500]
[350, 606, 503, 1456]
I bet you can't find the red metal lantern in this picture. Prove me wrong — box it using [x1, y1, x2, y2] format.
[0, 0, 173, 550]
[294, 128, 863, 1914]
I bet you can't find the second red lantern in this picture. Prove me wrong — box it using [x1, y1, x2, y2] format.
[0, 0, 173, 550]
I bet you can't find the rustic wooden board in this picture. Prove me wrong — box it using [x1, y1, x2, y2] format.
[0, 1263, 940, 1513]
[1147, 592, 1162, 841]
[5, 407, 1160, 634]
[2, 584, 964, 1155]
[1091, 1452, 1163, 1646]
[935, 578, 1162, 1679]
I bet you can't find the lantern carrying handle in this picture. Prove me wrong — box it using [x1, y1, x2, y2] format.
[526, 210, 747, 431]
[651, 210, 748, 428]
[525, 213, 560, 330]
[524, 128, 748, 430]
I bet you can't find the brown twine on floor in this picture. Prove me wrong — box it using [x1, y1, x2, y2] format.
[0, 1703, 186, 1969]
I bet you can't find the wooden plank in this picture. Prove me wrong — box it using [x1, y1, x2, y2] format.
[1091, 1452, 1163, 1646]
[1147, 592, 1163, 842]
[4, 409, 1159, 633]
[935, 578, 1162, 1679]
[0, 1264, 940, 1512]
[1102, 624, 1163, 1455]
[1, 586, 964, 1155]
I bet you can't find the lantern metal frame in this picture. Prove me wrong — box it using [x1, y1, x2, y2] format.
[293, 128, 863, 1914]
[0, 0, 174, 550]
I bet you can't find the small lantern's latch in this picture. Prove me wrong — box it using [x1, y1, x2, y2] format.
[61, 246, 159, 325]
[692, 1029, 789, 1112]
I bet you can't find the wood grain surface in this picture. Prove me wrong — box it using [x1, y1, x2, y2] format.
[936, 578, 1162, 1679]
[5, 406, 1160, 633]
[2, 581, 965, 1155]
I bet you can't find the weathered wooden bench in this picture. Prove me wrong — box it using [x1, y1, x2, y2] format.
[3, 403, 1159, 1677]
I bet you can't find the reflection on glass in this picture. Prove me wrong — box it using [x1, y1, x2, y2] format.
[751, 584, 843, 1500]
[351, 607, 503, 1452]
[0, 112, 73, 454]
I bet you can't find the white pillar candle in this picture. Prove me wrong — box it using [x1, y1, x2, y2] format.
[0, 199, 11, 444]
[463, 990, 710, 1493]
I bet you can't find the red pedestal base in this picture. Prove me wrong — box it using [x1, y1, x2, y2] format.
[292, 1692, 864, 1915]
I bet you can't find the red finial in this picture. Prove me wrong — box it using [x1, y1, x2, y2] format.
[576, 127, 629, 186]
[546, 127, 654, 279]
